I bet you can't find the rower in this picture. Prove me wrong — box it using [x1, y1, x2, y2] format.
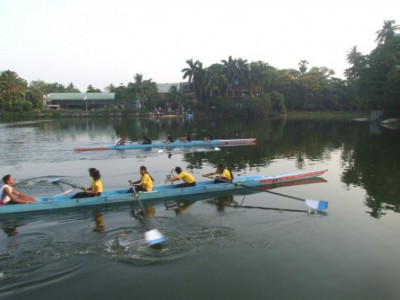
[203, 163, 234, 183]
[164, 167, 196, 188]
[0, 174, 36, 204]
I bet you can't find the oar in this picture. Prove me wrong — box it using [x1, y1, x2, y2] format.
[131, 185, 167, 247]
[205, 176, 328, 211]
[50, 178, 83, 189]
[235, 181, 328, 211]
[54, 188, 76, 196]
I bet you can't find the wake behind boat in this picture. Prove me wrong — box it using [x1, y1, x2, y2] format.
[0, 169, 327, 215]
[74, 138, 256, 152]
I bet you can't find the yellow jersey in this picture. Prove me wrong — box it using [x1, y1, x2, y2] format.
[141, 173, 153, 191]
[90, 179, 103, 193]
[219, 169, 232, 181]
[177, 171, 196, 184]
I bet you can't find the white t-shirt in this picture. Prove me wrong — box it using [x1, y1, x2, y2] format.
[0, 184, 12, 204]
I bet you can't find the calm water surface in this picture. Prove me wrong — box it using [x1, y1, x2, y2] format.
[0, 117, 399, 300]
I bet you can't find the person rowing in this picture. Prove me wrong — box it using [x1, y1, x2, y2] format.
[179, 132, 192, 142]
[115, 135, 126, 146]
[141, 135, 152, 144]
[0, 174, 36, 204]
[203, 163, 234, 183]
[164, 166, 196, 188]
[71, 168, 103, 199]
[203, 131, 214, 141]
[164, 134, 175, 144]
[128, 166, 154, 193]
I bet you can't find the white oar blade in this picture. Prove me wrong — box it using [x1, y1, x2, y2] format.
[305, 199, 328, 211]
[50, 178, 61, 183]
[144, 229, 167, 245]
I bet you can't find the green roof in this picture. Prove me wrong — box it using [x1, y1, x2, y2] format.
[48, 93, 115, 101]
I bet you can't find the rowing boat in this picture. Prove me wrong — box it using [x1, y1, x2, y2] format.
[0, 169, 327, 215]
[74, 138, 256, 152]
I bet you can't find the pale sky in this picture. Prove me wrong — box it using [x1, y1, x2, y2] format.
[0, 0, 398, 91]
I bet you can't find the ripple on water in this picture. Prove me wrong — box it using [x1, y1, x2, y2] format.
[0, 232, 90, 293]
[101, 222, 235, 266]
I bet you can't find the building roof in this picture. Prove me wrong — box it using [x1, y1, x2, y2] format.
[48, 93, 115, 101]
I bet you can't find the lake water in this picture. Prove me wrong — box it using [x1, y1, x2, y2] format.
[0, 116, 399, 300]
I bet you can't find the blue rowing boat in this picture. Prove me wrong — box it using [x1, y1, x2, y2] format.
[74, 138, 256, 151]
[0, 169, 327, 215]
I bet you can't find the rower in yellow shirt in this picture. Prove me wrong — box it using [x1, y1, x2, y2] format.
[128, 166, 154, 192]
[164, 166, 196, 188]
[203, 163, 234, 183]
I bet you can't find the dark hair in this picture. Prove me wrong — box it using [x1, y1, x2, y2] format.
[92, 170, 101, 180]
[175, 166, 182, 174]
[2, 174, 11, 184]
[140, 166, 154, 181]
[89, 168, 97, 176]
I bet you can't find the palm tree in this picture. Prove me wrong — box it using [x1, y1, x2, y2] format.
[221, 56, 238, 98]
[375, 20, 399, 45]
[182, 59, 200, 83]
[298, 60, 309, 75]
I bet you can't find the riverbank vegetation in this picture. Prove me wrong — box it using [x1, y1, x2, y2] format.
[0, 20, 399, 120]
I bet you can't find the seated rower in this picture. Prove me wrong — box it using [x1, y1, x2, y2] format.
[203, 163, 234, 183]
[164, 167, 196, 188]
[0, 174, 36, 204]
[115, 135, 126, 146]
[164, 134, 175, 144]
[179, 132, 192, 142]
[128, 166, 154, 193]
[142, 135, 152, 144]
[71, 168, 103, 199]
[204, 131, 214, 141]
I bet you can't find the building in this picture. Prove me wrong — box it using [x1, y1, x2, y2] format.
[46, 93, 115, 110]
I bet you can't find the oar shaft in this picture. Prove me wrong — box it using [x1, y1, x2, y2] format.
[204, 175, 327, 210]
[250, 187, 306, 202]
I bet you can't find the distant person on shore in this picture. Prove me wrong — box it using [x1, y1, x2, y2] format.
[0, 174, 36, 204]
[164, 167, 196, 188]
[115, 135, 126, 146]
[203, 163, 234, 183]
[128, 166, 154, 193]
[71, 168, 103, 199]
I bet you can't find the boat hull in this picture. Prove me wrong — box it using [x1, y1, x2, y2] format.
[74, 138, 256, 152]
[0, 169, 327, 215]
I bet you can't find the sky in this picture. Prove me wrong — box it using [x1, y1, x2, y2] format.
[0, 0, 398, 91]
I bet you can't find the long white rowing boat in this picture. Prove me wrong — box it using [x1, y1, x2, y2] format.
[0, 169, 327, 215]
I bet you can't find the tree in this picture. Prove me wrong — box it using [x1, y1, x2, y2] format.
[298, 60, 309, 75]
[0, 70, 28, 111]
[375, 20, 400, 45]
[65, 83, 80, 93]
[127, 74, 158, 111]
[346, 20, 400, 113]
[86, 85, 101, 93]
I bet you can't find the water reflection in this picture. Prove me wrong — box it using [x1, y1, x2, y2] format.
[1, 117, 400, 219]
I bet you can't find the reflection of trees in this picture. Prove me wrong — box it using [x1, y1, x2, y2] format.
[30, 117, 400, 219]
[341, 127, 400, 218]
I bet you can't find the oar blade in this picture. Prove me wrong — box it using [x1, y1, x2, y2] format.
[50, 178, 61, 184]
[144, 229, 167, 246]
[305, 199, 328, 211]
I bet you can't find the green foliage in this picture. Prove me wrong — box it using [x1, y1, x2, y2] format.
[346, 19, 400, 115]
